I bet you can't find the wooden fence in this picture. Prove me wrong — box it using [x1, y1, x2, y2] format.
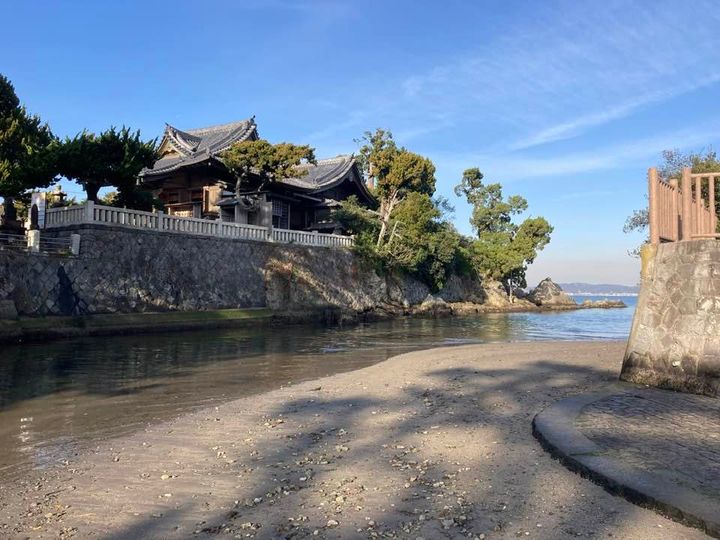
[45, 201, 354, 248]
[648, 167, 720, 244]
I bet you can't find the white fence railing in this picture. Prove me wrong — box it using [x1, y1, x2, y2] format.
[45, 201, 353, 248]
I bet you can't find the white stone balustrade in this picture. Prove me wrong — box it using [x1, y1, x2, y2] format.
[45, 201, 354, 248]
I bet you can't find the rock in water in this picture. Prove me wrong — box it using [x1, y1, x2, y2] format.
[414, 294, 452, 316]
[528, 278, 576, 306]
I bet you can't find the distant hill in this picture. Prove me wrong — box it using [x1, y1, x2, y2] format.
[556, 283, 639, 296]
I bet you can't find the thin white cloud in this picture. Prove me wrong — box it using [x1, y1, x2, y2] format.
[304, 0, 720, 155]
[510, 73, 720, 150]
[432, 122, 720, 182]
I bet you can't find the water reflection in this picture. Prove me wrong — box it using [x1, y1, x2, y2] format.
[0, 298, 635, 481]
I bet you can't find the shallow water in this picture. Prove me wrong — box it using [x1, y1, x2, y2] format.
[0, 296, 635, 481]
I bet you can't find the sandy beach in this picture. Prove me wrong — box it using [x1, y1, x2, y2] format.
[0, 341, 706, 539]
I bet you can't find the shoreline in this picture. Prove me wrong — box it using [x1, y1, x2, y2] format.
[0, 300, 627, 345]
[0, 340, 704, 539]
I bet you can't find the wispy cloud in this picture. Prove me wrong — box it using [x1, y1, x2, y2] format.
[305, 0, 720, 156]
[432, 122, 720, 183]
[509, 73, 720, 150]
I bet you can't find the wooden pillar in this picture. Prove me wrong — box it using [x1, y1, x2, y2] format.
[695, 175, 703, 235]
[681, 167, 692, 240]
[670, 179, 679, 241]
[711, 176, 717, 234]
[649, 168, 659, 245]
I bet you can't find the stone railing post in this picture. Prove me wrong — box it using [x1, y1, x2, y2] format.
[70, 233, 81, 255]
[156, 210, 164, 231]
[84, 200, 95, 223]
[27, 229, 40, 253]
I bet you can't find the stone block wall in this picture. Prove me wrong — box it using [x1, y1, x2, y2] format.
[0, 224, 489, 317]
[621, 240, 720, 397]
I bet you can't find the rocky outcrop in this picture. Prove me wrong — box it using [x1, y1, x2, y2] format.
[528, 278, 576, 307]
[1, 224, 500, 317]
[581, 299, 626, 309]
[413, 294, 452, 316]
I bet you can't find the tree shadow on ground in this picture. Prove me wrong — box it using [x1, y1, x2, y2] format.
[73, 344, 699, 540]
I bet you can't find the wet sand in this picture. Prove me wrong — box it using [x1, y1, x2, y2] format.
[0, 341, 706, 539]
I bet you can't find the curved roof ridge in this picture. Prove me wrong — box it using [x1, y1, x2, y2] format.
[185, 117, 254, 136]
[210, 119, 258, 154]
[163, 124, 201, 155]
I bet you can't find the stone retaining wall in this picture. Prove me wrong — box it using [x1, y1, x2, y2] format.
[621, 240, 720, 397]
[0, 224, 489, 317]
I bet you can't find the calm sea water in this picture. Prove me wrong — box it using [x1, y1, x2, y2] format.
[0, 295, 636, 481]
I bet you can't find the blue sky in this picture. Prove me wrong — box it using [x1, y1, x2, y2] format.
[5, 0, 720, 286]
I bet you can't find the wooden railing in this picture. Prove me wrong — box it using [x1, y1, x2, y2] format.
[45, 201, 354, 248]
[648, 167, 719, 244]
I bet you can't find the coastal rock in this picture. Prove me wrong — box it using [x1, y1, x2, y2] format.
[438, 274, 485, 304]
[414, 294, 452, 316]
[582, 299, 626, 309]
[0, 224, 546, 318]
[528, 278, 576, 307]
[481, 279, 512, 307]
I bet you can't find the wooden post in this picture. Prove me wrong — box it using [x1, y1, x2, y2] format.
[711, 176, 717, 234]
[648, 168, 659, 244]
[695, 175, 703, 235]
[670, 179, 679, 241]
[681, 167, 692, 240]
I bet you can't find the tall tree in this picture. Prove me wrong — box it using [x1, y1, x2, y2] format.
[457, 167, 552, 297]
[221, 139, 316, 195]
[389, 191, 461, 290]
[0, 74, 56, 223]
[55, 127, 157, 204]
[358, 129, 436, 248]
[454, 167, 528, 233]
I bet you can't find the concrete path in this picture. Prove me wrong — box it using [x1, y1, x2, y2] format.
[534, 384, 720, 538]
[0, 341, 709, 539]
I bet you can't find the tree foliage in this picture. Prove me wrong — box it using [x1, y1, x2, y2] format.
[358, 130, 436, 248]
[222, 139, 316, 194]
[457, 168, 552, 292]
[0, 74, 56, 201]
[344, 132, 550, 294]
[55, 127, 157, 205]
[454, 167, 527, 234]
[386, 192, 460, 289]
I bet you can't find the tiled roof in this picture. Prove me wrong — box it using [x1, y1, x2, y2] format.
[140, 118, 257, 178]
[281, 155, 356, 191]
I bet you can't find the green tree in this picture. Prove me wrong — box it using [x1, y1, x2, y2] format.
[387, 192, 461, 290]
[334, 195, 382, 267]
[0, 74, 56, 222]
[358, 130, 436, 248]
[221, 139, 316, 194]
[454, 167, 527, 233]
[457, 168, 552, 297]
[55, 127, 157, 205]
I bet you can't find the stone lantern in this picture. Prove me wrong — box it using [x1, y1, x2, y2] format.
[49, 185, 67, 206]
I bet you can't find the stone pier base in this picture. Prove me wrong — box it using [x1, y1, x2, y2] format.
[621, 240, 720, 397]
